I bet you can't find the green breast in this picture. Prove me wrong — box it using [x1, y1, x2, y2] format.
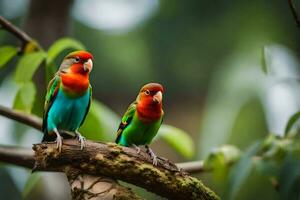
[119, 112, 162, 146]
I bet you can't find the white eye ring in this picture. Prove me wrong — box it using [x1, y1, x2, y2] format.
[145, 90, 150, 95]
[74, 57, 80, 63]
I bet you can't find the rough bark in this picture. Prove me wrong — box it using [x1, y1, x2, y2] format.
[33, 140, 219, 200]
[0, 144, 142, 200]
[66, 169, 143, 200]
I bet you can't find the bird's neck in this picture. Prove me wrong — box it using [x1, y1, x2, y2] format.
[137, 100, 163, 122]
[60, 72, 90, 97]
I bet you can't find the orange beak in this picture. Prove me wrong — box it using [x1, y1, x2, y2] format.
[84, 59, 93, 72]
[153, 91, 162, 104]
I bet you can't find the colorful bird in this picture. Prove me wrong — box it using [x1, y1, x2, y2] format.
[115, 83, 164, 165]
[42, 51, 93, 151]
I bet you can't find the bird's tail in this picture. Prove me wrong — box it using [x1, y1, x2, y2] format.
[115, 129, 122, 144]
[42, 132, 57, 142]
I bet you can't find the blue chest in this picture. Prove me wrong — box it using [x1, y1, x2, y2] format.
[46, 89, 90, 132]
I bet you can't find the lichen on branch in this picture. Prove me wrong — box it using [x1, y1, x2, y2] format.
[33, 140, 219, 200]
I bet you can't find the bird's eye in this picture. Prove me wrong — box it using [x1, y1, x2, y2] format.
[144, 90, 150, 95]
[74, 57, 80, 63]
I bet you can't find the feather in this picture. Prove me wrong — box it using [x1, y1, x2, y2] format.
[115, 102, 137, 143]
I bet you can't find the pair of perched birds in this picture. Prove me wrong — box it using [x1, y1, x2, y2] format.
[42, 50, 164, 165]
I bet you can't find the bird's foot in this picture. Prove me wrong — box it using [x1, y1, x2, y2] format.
[54, 128, 63, 153]
[145, 145, 158, 166]
[132, 144, 141, 154]
[76, 131, 86, 150]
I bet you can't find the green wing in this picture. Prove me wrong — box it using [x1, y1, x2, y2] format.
[115, 101, 137, 143]
[42, 75, 61, 133]
[79, 85, 92, 127]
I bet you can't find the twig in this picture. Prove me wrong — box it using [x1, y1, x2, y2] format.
[176, 160, 208, 173]
[288, 0, 300, 28]
[0, 16, 35, 52]
[0, 105, 42, 131]
[0, 145, 34, 168]
[0, 16, 32, 43]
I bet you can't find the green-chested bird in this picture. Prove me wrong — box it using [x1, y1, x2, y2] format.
[42, 51, 93, 151]
[115, 83, 164, 165]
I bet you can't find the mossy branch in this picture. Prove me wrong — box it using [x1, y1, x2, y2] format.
[33, 140, 219, 200]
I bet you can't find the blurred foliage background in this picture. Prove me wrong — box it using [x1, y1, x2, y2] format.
[0, 0, 300, 199]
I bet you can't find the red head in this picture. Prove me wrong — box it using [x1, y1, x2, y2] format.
[136, 83, 164, 122]
[59, 51, 93, 95]
[59, 50, 94, 75]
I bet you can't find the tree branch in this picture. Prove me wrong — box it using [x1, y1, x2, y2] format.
[0, 142, 219, 199]
[33, 140, 219, 200]
[0, 145, 34, 168]
[288, 0, 300, 28]
[0, 144, 142, 200]
[0, 16, 32, 44]
[176, 161, 208, 174]
[0, 105, 42, 131]
[0, 16, 40, 53]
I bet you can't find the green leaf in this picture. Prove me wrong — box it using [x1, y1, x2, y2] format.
[79, 100, 120, 141]
[14, 51, 46, 83]
[45, 62, 57, 84]
[0, 46, 18, 68]
[22, 173, 41, 199]
[158, 124, 195, 159]
[13, 82, 36, 113]
[284, 111, 300, 136]
[226, 141, 261, 200]
[203, 145, 241, 170]
[202, 145, 241, 181]
[46, 38, 86, 65]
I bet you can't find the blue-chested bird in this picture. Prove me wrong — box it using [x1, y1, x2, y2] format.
[42, 51, 93, 151]
[115, 83, 164, 165]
